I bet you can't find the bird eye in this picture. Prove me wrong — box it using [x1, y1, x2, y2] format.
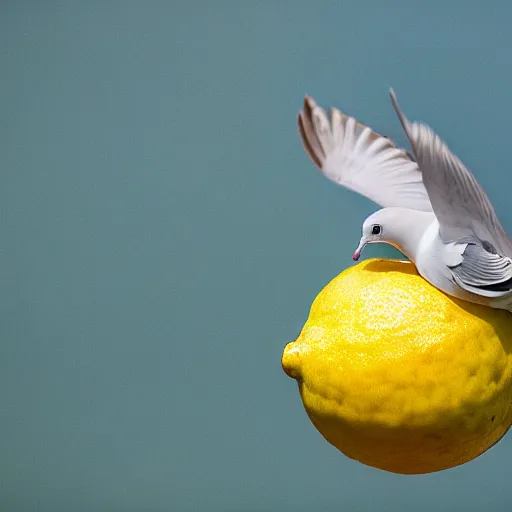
[371, 224, 381, 235]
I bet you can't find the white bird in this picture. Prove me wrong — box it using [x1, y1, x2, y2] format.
[298, 90, 512, 312]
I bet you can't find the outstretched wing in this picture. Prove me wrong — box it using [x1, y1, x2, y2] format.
[389, 89, 512, 257]
[298, 96, 433, 211]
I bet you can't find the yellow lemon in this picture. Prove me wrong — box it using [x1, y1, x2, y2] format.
[282, 258, 512, 474]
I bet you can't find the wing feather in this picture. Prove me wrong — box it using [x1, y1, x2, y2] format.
[389, 89, 512, 257]
[298, 96, 433, 211]
[450, 243, 512, 297]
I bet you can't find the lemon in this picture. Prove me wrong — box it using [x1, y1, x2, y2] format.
[282, 258, 512, 474]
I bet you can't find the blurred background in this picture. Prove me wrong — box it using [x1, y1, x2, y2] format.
[2, 1, 512, 511]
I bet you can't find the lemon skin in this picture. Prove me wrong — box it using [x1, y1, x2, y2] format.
[282, 259, 512, 474]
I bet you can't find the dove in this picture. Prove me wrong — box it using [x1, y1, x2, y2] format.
[298, 90, 512, 312]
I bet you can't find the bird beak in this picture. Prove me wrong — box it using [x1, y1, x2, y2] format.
[352, 239, 367, 261]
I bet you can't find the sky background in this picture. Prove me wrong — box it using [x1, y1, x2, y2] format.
[2, 1, 512, 511]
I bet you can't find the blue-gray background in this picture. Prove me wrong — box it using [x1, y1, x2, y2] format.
[2, 2, 512, 511]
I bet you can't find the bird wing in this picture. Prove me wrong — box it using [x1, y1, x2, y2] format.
[389, 89, 512, 258]
[449, 242, 512, 297]
[298, 96, 433, 211]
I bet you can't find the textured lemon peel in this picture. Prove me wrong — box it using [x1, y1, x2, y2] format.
[282, 258, 512, 473]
